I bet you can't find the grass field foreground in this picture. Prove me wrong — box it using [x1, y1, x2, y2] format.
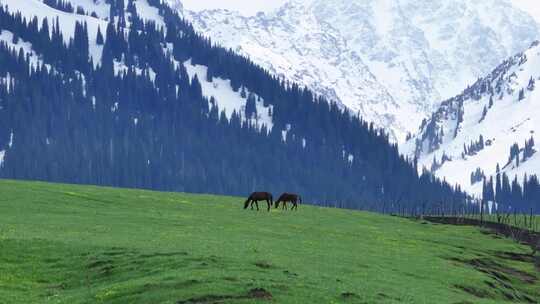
[0, 179, 538, 303]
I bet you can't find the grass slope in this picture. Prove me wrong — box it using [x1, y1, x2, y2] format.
[0, 179, 538, 304]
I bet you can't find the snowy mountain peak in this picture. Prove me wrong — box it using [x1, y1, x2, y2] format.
[405, 39, 540, 195]
[179, 0, 539, 142]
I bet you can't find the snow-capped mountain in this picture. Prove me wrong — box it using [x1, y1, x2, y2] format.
[178, 0, 539, 142]
[0, 0, 472, 209]
[404, 41, 540, 195]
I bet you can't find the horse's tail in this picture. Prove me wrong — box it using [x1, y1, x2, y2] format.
[270, 194, 273, 205]
[298, 195, 302, 204]
[244, 197, 251, 209]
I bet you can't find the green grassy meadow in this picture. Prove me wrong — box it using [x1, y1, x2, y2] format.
[0, 179, 538, 303]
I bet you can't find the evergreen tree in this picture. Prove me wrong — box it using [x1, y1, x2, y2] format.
[245, 93, 257, 119]
[240, 86, 247, 98]
[479, 106, 488, 122]
[501, 173, 511, 209]
[518, 88, 525, 101]
[527, 77, 535, 91]
[96, 26, 104, 45]
[495, 169, 502, 203]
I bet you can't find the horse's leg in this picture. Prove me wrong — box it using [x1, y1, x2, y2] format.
[250, 200, 254, 210]
[256, 201, 260, 211]
[266, 199, 271, 211]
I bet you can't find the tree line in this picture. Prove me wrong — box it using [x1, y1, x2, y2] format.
[483, 169, 539, 213]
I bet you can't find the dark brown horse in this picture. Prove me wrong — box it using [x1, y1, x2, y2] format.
[244, 192, 273, 211]
[275, 193, 302, 210]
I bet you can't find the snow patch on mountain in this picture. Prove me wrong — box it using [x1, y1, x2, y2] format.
[0, 72, 13, 93]
[0, 30, 45, 68]
[8, 131, 13, 148]
[0, 131, 14, 167]
[113, 60, 156, 81]
[65, 0, 110, 18]
[184, 59, 274, 130]
[133, 0, 166, 28]
[406, 41, 540, 196]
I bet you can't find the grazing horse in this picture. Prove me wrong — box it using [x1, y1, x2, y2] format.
[244, 192, 273, 211]
[275, 193, 302, 211]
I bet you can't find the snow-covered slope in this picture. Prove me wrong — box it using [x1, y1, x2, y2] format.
[0, 0, 108, 63]
[179, 0, 539, 142]
[0, 0, 273, 130]
[184, 59, 274, 130]
[405, 41, 540, 195]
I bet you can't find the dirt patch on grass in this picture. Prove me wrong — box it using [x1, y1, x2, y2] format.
[254, 261, 273, 269]
[448, 256, 538, 303]
[223, 277, 238, 282]
[46, 283, 67, 290]
[139, 251, 188, 258]
[495, 251, 534, 263]
[102, 250, 133, 257]
[141, 279, 202, 292]
[376, 292, 389, 299]
[87, 258, 116, 277]
[403, 272, 425, 280]
[87, 259, 113, 269]
[177, 288, 272, 304]
[454, 284, 491, 299]
[283, 270, 298, 277]
[176, 279, 201, 288]
[177, 294, 236, 304]
[375, 292, 403, 302]
[480, 230, 504, 239]
[43, 257, 61, 263]
[341, 291, 359, 299]
[448, 256, 536, 285]
[468, 258, 536, 284]
[100, 264, 115, 276]
[248, 288, 272, 300]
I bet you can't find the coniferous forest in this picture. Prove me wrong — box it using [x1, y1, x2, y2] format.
[483, 171, 540, 214]
[0, 0, 474, 212]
